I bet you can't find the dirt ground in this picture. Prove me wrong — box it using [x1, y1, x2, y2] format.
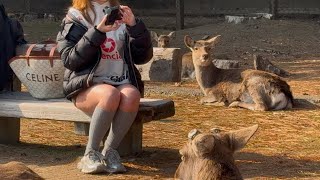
[1, 17, 320, 179]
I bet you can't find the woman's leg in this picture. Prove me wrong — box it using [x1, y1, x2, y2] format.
[101, 84, 141, 173]
[75, 84, 121, 173]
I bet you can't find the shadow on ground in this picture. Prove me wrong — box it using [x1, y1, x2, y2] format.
[0, 143, 319, 179]
[237, 152, 320, 179]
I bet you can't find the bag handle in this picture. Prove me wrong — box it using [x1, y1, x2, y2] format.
[25, 43, 58, 67]
[25, 44, 37, 66]
[48, 44, 58, 67]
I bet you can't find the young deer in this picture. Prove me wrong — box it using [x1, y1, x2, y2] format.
[175, 125, 259, 180]
[184, 35, 293, 111]
[150, 31, 176, 48]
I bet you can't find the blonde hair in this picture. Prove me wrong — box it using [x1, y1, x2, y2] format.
[72, 0, 119, 25]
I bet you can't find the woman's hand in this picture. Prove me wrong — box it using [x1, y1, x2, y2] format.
[96, 15, 121, 33]
[120, 5, 136, 27]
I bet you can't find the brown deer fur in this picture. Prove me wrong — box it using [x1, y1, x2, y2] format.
[184, 35, 293, 111]
[175, 125, 259, 180]
[181, 52, 195, 78]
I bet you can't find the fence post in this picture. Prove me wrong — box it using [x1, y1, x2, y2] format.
[270, 0, 278, 19]
[25, 0, 31, 14]
[176, 0, 184, 30]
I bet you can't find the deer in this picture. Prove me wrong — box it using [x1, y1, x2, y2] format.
[175, 125, 259, 180]
[181, 52, 196, 79]
[181, 35, 240, 80]
[149, 31, 198, 80]
[184, 35, 293, 111]
[150, 31, 176, 48]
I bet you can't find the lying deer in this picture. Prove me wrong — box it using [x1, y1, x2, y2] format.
[181, 37, 289, 79]
[150, 31, 176, 48]
[184, 35, 293, 111]
[182, 35, 240, 79]
[175, 125, 259, 180]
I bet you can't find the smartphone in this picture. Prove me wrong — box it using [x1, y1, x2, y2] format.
[103, 6, 122, 25]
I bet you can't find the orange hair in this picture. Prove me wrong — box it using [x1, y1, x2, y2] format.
[72, 0, 119, 25]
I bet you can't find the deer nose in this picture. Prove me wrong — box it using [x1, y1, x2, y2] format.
[202, 54, 209, 59]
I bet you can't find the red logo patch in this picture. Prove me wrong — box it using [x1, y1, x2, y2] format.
[101, 38, 116, 53]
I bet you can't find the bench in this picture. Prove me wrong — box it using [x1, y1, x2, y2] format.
[0, 90, 175, 156]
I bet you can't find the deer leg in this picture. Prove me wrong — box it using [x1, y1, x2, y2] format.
[229, 101, 265, 111]
[201, 96, 226, 106]
[231, 87, 268, 111]
[248, 88, 269, 111]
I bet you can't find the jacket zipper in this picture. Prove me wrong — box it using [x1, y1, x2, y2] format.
[86, 50, 101, 87]
[126, 34, 139, 89]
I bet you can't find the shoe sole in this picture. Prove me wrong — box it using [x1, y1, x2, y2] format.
[78, 161, 106, 174]
[105, 166, 127, 174]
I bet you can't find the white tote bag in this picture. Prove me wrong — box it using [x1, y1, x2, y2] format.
[9, 43, 65, 99]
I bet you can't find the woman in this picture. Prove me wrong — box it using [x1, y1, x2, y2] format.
[56, 0, 153, 174]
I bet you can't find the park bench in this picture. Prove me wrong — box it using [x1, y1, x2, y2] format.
[0, 80, 175, 156]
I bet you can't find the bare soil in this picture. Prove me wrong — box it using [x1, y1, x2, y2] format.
[1, 17, 320, 179]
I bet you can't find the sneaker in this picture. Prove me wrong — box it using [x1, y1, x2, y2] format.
[103, 148, 127, 173]
[77, 150, 106, 174]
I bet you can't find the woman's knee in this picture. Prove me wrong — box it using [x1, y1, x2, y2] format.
[95, 85, 121, 111]
[119, 88, 141, 111]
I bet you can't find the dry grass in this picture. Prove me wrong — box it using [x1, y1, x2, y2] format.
[1, 59, 319, 179]
[1, 18, 318, 179]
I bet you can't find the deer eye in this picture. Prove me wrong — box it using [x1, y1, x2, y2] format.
[211, 128, 221, 134]
[194, 47, 199, 50]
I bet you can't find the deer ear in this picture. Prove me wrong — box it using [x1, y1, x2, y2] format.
[150, 31, 159, 41]
[226, 124, 259, 152]
[168, 31, 176, 39]
[207, 35, 221, 46]
[184, 35, 195, 49]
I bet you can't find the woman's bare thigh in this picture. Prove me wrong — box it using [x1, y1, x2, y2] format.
[74, 84, 121, 116]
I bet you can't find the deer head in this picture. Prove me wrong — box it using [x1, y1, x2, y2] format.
[184, 35, 221, 67]
[175, 125, 259, 180]
[151, 31, 176, 48]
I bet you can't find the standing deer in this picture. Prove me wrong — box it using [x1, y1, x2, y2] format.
[150, 31, 176, 48]
[175, 125, 259, 180]
[184, 35, 293, 111]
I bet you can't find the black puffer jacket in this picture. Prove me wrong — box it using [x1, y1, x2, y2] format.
[0, 4, 26, 90]
[56, 13, 153, 100]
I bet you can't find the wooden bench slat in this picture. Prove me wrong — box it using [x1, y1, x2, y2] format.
[0, 92, 175, 123]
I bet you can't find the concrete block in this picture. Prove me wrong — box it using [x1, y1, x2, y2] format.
[136, 48, 182, 82]
[213, 59, 240, 69]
